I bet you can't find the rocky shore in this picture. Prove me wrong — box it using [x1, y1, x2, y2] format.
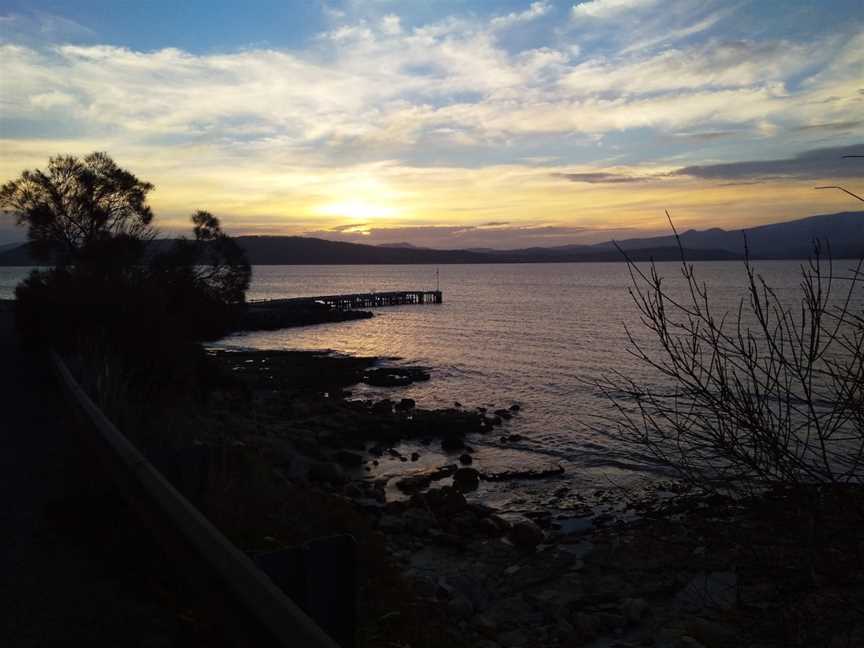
[196, 349, 863, 648]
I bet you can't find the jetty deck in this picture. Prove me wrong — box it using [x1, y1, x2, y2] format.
[250, 289, 442, 311]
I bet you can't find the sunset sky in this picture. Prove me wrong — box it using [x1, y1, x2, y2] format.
[0, 0, 862, 248]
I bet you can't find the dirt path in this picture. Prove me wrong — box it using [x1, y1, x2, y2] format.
[0, 310, 176, 647]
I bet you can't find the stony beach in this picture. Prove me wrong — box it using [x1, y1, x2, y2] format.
[192, 348, 864, 648]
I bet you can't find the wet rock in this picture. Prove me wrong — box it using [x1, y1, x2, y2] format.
[498, 629, 529, 647]
[307, 460, 346, 484]
[378, 514, 405, 533]
[454, 467, 481, 492]
[418, 485, 468, 515]
[342, 482, 364, 498]
[410, 451, 420, 462]
[448, 595, 474, 620]
[483, 465, 564, 482]
[395, 397, 416, 411]
[472, 614, 498, 638]
[363, 366, 430, 387]
[396, 464, 457, 493]
[685, 617, 739, 648]
[371, 399, 394, 415]
[458, 453, 473, 465]
[508, 519, 545, 550]
[509, 404, 521, 412]
[675, 571, 737, 612]
[441, 433, 466, 452]
[621, 597, 648, 624]
[500, 434, 525, 443]
[404, 508, 437, 535]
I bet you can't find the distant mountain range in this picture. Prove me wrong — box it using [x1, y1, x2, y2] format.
[1, 210, 861, 266]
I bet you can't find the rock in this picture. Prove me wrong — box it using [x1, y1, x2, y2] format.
[483, 465, 564, 482]
[475, 642, 500, 648]
[396, 464, 458, 493]
[448, 595, 474, 620]
[498, 629, 529, 647]
[675, 571, 737, 612]
[685, 618, 739, 648]
[378, 514, 405, 533]
[508, 519, 545, 550]
[333, 450, 364, 467]
[621, 597, 648, 624]
[494, 409, 513, 420]
[592, 611, 625, 631]
[342, 482, 364, 498]
[458, 453, 473, 465]
[363, 367, 430, 387]
[509, 404, 521, 411]
[489, 514, 511, 533]
[410, 451, 420, 461]
[499, 433, 529, 443]
[454, 401, 463, 408]
[307, 460, 346, 484]
[479, 517, 503, 537]
[395, 397, 416, 411]
[371, 399, 394, 414]
[420, 485, 468, 515]
[441, 433, 466, 452]
[677, 637, 708, 648]
[453, 467, 481, 492]
[472, 614, 498, 638]
[368, 445, 384, 457]
[404, 508, 437, 535]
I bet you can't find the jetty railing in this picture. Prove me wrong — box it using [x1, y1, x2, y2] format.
[48, 350, 340, 648]
[250, 289, 442, 311]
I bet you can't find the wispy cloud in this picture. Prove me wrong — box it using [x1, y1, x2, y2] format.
[571, 0, 657, 20]
[553, 172, 649, 183]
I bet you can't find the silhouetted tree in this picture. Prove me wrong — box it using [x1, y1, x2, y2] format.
[0, 152, 155, 266]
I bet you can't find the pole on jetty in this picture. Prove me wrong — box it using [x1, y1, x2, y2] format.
[436, 267, 440, 292]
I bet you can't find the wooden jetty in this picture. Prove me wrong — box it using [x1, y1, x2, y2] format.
[250, 290, 443, 311]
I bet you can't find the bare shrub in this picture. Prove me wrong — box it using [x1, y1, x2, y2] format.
[596, 214, 864, 495]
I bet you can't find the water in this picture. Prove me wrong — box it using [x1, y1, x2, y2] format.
[221, 261, 840, 510]
[6, 261, 857, 511]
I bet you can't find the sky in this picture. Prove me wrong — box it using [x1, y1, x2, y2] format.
[0, 0, 862, 248]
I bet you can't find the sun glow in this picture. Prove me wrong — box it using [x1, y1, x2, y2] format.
[314, 201, 399, 220]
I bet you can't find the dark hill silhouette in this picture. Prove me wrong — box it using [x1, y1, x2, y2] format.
[1, 210, 860, 266]
[592, 211, 864, 258]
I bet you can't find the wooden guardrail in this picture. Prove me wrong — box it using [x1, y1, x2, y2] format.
[49, 350, 341, 648]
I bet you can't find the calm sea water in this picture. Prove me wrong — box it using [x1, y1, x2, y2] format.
[4, 261, 853, 511]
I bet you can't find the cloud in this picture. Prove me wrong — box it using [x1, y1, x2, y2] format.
[553, 172, 648, 183]
[490, 2, 552, 30]
[0, 9, 861, 159]
[673, 144, 864, 180]
[572, 0, 657, 20]
[0, 11, 95, 45]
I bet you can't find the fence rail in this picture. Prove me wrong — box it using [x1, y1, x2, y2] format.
[49, 350, 340, 648]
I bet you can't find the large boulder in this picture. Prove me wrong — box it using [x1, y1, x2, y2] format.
[441, 432, 465, 452]
[508, 519, 545, 550]
[453, 467, 480, 492]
